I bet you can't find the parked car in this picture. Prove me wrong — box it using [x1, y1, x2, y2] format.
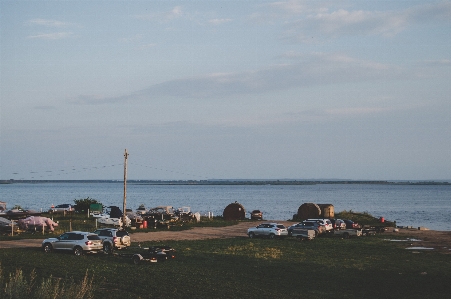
[247, 223, 288, 239]
[329, 219, 347, 230]
[305, 219, 333, 231]
[42, 231, 103, 256]
[49, 204, 74, 214]
[93, 206, 131, 227]
[343, 219, 360, 229]
[93, 228, 131, 254]
[288, 221, 325, 236]
[250, 210, 263, 220]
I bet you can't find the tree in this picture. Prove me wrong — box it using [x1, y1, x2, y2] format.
[73, 197, 102, 213]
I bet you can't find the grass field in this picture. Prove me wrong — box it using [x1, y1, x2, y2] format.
[1, 232, 450, 299]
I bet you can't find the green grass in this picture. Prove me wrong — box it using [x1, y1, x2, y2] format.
[335, 210, 395, 227]
[1, 234, 450, 299]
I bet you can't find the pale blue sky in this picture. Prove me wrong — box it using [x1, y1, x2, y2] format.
[1, 0, 450, 180]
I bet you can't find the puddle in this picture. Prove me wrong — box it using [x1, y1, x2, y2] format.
[385, 238, 422, 242]
[406, 247, 434, 250]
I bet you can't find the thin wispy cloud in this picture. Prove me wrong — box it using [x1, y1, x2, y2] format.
[27, 18, 68, 27]
[27, 32, 73, 40]
[208, 18, 232, 25]
[119, 34, 144, 43]
[70, 53, 406, 105]
[135, 5, 185, 22]
[34, 105, 56, 110]
[270, 2, 451, 42]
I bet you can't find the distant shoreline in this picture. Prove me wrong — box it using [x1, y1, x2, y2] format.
[1, 179, 450, 185]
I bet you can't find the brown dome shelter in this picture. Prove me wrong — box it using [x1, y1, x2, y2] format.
[296, 203, 321, 220]
[223, 202, 246, 220]
[296, 203, 335, 220]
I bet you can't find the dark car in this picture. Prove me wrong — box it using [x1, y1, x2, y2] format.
[343, 219, 360, 229]
[287, 221, 325, 236]
[250, 210, 263, 220]
[329, 219, 346, 230]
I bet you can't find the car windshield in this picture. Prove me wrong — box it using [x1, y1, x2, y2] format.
[87, 235, 101, 240]
[116, 231, 129, 237]
[276, 225, 286, 229]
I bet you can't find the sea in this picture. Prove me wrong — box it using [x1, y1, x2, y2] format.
[1, 182, 450, 231]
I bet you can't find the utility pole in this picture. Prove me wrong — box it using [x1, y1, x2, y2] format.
[122, 149, 128, 229]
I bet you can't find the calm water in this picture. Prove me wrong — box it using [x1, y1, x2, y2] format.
[1, 183, 450, 231]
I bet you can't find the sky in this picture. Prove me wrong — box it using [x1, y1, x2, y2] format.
[1, 0, 450, 181]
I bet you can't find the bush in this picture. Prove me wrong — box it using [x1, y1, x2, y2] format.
[73, 198, 102, 213]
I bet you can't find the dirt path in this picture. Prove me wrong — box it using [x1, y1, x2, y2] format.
[1, 222, 450, 254]
[130, 221, 292, 242]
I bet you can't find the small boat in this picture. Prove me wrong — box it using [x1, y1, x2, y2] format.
[4, 208, 41, 220]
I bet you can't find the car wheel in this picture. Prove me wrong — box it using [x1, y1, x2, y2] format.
[74, 246, 83, 256]
[269, 233, 275, 239]
[43, 243, 53, 253]
[103, 243, 113, 254]
[132, 255, 141, 265]
[248, 232, 255, 239]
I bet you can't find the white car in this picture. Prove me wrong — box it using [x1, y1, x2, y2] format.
[94, 213, 131, 227]
[247, 223, 288, 239]
[305, 219, 333, 231]
[93, 206, 131, 227]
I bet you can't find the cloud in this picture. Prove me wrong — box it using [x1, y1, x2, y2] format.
[26, 18, 68, 27]
[70, 53, 407, 105]
[326, 107, 392, 116]
[119, 34, 144, 43]
[34, 105, 56, 110]
[26, 18, 75, 40]
[27, 32, 73, 40]
[208, 18, 232, 25]
[135, 6, 185, 22]
[267, 2, 451, 42]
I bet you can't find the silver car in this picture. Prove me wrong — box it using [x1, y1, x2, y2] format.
[49, 204, 74, 214]
[247, 223, 288, 239]
[42, 231, 103, 256]
[93, 228, 131, 254]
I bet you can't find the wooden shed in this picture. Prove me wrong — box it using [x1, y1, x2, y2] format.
[317, 204, 335, 218]
[223, 202, 246, 220]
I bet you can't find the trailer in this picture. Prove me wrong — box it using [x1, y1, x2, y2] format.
[333, 229, 362, 238]
[291, 228, 316, 240]
[114, 245, 176, 264]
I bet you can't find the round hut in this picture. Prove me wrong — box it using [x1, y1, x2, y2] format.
[223, 202, 246, 220]
[296, 203, 321, 220]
